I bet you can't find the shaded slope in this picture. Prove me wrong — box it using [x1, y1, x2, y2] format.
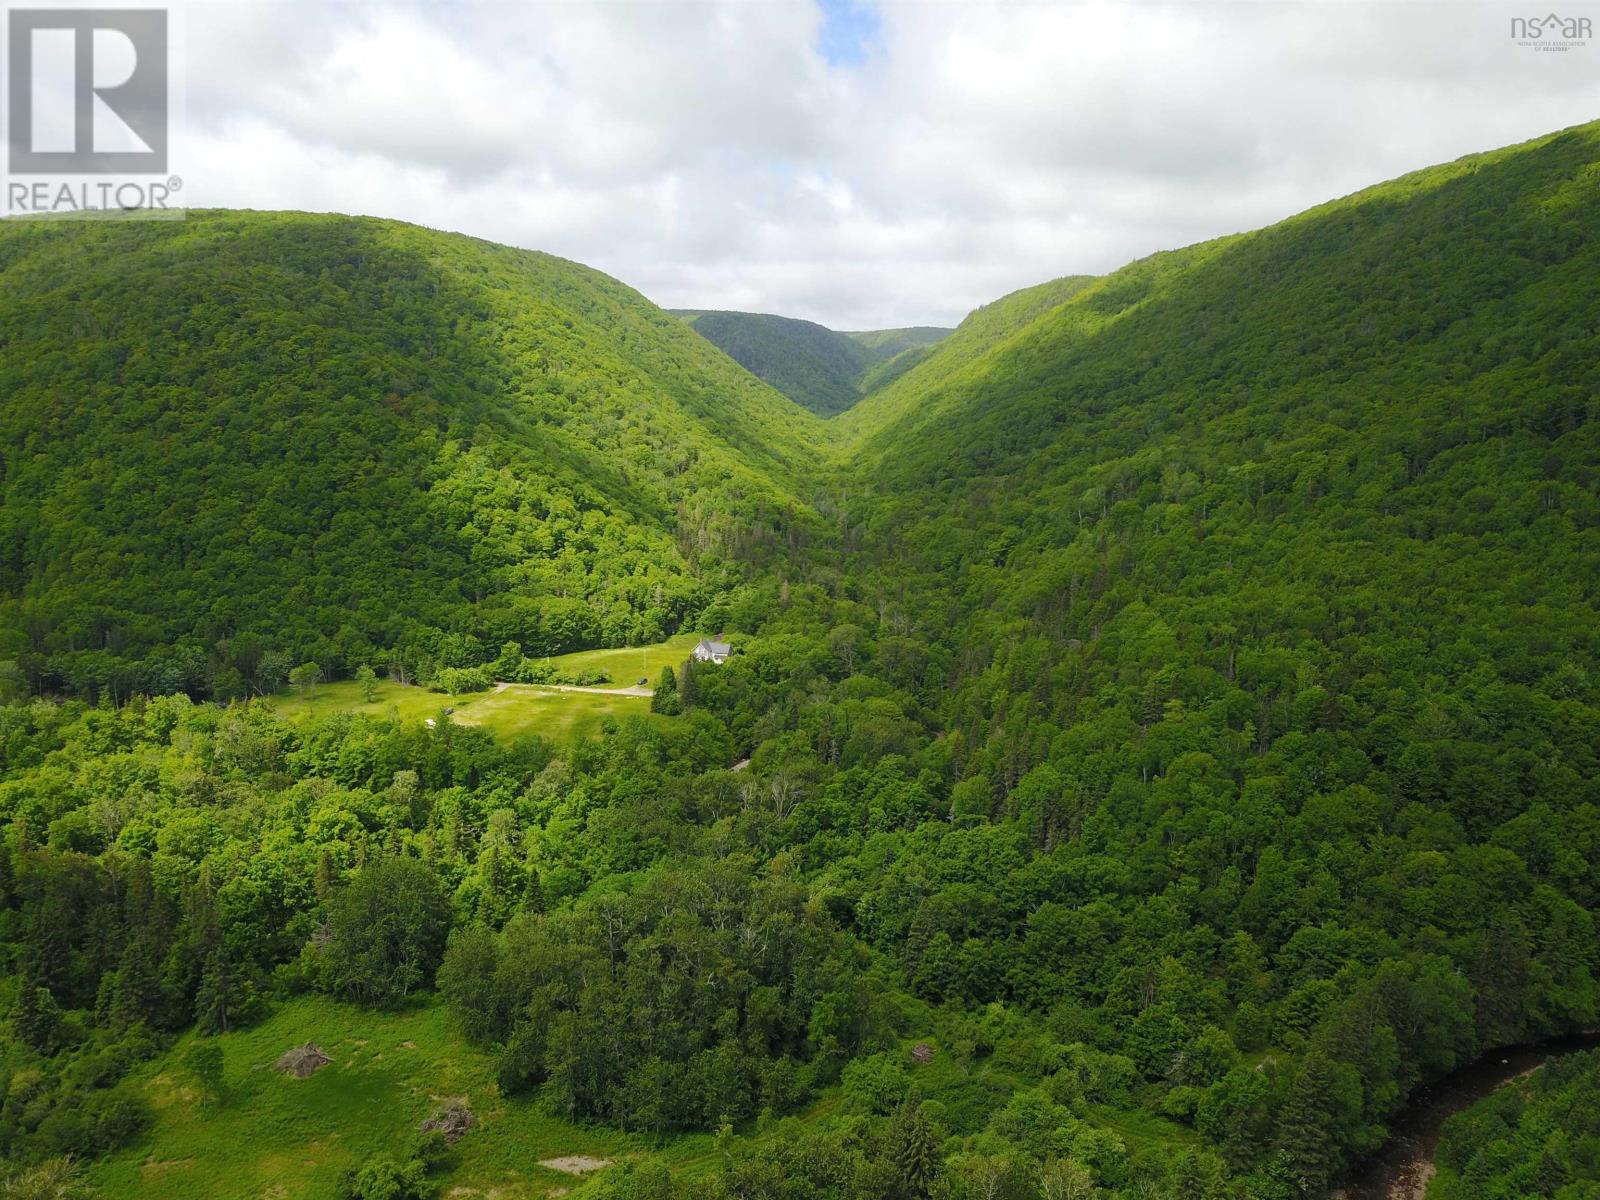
[674, 310, 952, 416]
[674, 309, 873, 416]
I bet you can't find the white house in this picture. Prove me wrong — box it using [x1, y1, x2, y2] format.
[693, 638, 732, 664]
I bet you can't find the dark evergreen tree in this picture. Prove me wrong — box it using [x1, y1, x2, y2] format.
[13, 966, 61, 1054]
[110, 935, 162, 1029]
[883, 1104, 943, 1200]
[1275, 1054, 1341, 1197]
[195, 949, 238, 1035]
[651, 666, 679, 714]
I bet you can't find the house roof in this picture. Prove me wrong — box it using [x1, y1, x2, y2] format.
[699, 639, 732, 655]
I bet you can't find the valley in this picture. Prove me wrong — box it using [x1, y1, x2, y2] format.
[1, 119, 1598, 1200]
[672, 310, 951, 416]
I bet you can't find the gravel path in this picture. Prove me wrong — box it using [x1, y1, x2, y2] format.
[492, 682, 653, 698]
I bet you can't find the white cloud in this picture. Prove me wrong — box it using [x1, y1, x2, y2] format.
[180, 0, 1600, 328]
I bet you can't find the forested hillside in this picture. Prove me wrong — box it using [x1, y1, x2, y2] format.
[673, 310, 951, 416]
[0, 214, 826, 702]
[844, 327, 954, 357]
[775, 118, 1600, 1194]
[1, 121, 1598, 1200]
[845, 327, 955, 396]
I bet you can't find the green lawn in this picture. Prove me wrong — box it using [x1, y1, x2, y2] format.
[266, 633, 706, 741]
[529, 631, 705, 689]
[268, 679, 480, 728]
[456, 685, 657, 741]
[268, 679, 656, 742]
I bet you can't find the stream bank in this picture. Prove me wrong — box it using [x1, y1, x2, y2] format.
[1333, 1032, 1600, 1200]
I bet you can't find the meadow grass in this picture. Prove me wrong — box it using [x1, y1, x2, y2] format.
[268, 679, 479, 728]
[90, 997, 648, 1200]
[265, 633, 705, 741]
[469, 687, 656, 740]
[89, 995, 828, 1200]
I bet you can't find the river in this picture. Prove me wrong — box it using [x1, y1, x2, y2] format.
[1332, 1032, 1600, 1200]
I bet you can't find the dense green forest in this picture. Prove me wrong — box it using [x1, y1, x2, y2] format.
[2, 119, 1600, 1200]
[673, 310, 950, 416]
[0, 214, 827, 703]
[1430, 1049, 1600, 1199]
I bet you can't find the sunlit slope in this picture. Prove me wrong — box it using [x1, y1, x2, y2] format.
[829, 122, 1600, 816]
[836, 274, 1096, 445]
[844, 122, 1600, 494]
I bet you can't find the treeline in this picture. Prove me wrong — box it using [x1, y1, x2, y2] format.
[440, 864, 869, 1132]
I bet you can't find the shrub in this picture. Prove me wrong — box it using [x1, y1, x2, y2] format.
[428, 666, 492, 695]
[343, 1154, 431, 1200]
[841, 1052, 912, 1115]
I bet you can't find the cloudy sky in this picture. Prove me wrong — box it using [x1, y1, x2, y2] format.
[181, 0, 1600, 328]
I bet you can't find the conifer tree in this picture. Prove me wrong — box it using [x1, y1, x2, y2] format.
[111, 934, 162, 1028]
[14, 966, 61, 1054]
[651, 665, 679, 714]
[884, 1103, 943, 1200]
[195, 948, 237, 1035]
[1275, 1053, 1340, 1197]
[314, 851, 337, 904]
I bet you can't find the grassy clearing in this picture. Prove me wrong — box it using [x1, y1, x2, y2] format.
[265, 633, 705, 741]
[267, 679, 481, 728]
[456, 685, 657, 741]
[267, 679, 656, 742]
[89, 996, 832, 1200]
[530, 632, 704, 689]
[90, 997, 646, 1200]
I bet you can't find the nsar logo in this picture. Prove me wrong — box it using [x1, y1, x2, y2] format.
[1510, 12, 1593, 50]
